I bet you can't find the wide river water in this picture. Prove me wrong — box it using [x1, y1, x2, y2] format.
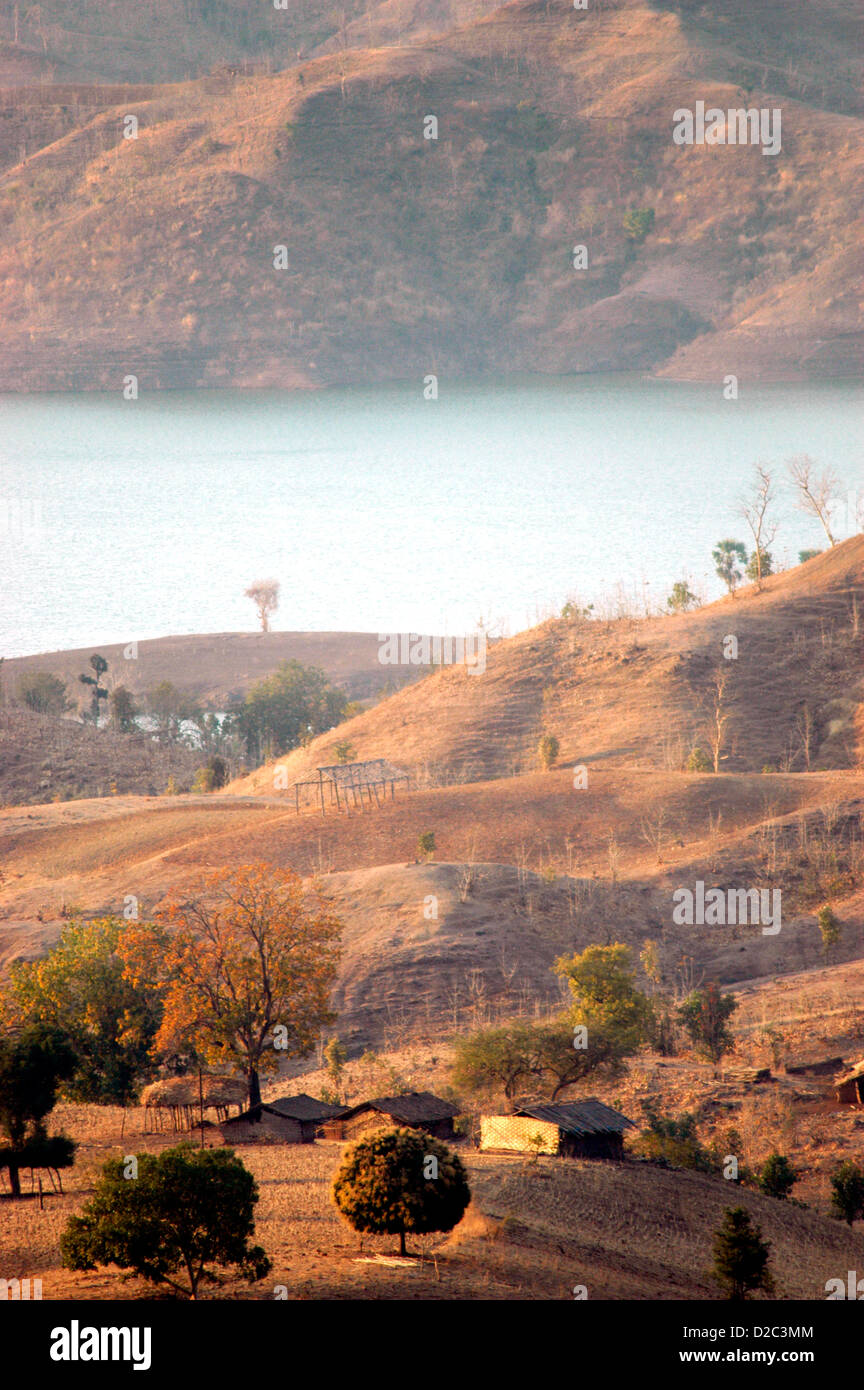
[0, 374, 861, 658]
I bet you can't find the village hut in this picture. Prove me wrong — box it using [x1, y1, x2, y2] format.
[834, 1061, 864, 1105]
[321, 1092, 458, 1141]
[480, 1099, 635, 1160]
[141, 1075, 247, 1133]
[219, 1094, 348, 1145]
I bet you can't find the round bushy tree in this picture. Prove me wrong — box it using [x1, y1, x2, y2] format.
[332, 1128, 470, 1256]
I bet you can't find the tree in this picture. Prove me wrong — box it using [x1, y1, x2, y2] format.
[817, 905, 841, 961]
[5, 917, 162, 1105]
[685, 746, 713, 772]
[0, 1025, 76, 1197]
[532, 1019, 624, 1098]
[739, 466, 777, 590]
[666, 581, 697, 612]
[417, 831, 436, 861]
[703, 662, 735, 774]
[245, 579, 280, 633]
[787, 456, 840, 547]
[758, 1153, 797, 1200]
[324, 1037, 348, 1099]
[332, 740, 355, 765]
[79, 654, 109, 724]
[537, 733, 560, 769]
[678, 982, 737, 1064]
[830, 1161, 864, 1226]
[233, 660, 348, 762]
[637, 1105, 711, 1171]
[713, 540, 748, 595]
[798, 548, 823, 564]
[745, 548, 773, 582]
[451, 1021, 540, 1101]
[60, 1145, 271, 1299]
[16, 670, 70, 715]
[555, 943, 654, 1056]
[146, 681, 198, 745]
[119, 865, 341, 1108]
[109, 685, 138, 733]
[332, 1128, 470, 1257]
[712, 1207, 774, 1300]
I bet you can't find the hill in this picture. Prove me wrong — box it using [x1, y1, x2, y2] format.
[1, 0, 862, 391]
[2, 629, 417, 709]
[231, 537, 864, 791]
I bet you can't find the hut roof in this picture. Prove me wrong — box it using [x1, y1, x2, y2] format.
[513, 1099, 635, 1137]
[834, 1060, 864, 1087]
[224, 1093, 348, 1126]
[141, 1075, 246, 1107]
[338, 1091, 458, 1124]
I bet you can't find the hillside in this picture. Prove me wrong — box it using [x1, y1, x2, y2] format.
[231, 537, 864, 790]
[2, 629, 416, 709]
[1, 0, 863, 391]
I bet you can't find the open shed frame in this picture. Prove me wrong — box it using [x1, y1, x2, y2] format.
[292, 758, 410, 814]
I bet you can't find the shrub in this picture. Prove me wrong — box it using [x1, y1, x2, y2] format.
[537, 733, 560, 769]
[16, 671, 70, 715]
[622, 206, 655, 241]
[817, 905, 841, 959]
[417, 831, 436, 860]
[758, 1152, 797, 1200]
[635, 1105, 712, 1172]
[685, 746, 713, 773]
[830, 1160, 864, 1226]
[332, 1128, 470, 1256]
[666, 581, 698, 612]
[678, 983, 738, 1064]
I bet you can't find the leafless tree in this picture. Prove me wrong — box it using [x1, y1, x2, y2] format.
[640, 807, 667, 864]
[787, 455, 841, 547]
[245, 578, 280, 633]
[704, 663, 735, 774]
[739, 465, 778, 589]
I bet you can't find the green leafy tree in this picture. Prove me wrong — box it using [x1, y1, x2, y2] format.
[5, 917, 162, 1105]
[746, 548, 773, 582]
[712, 1207, 774, 1300]
[799, 548, 823, 564]
[830, 1161, 864, 1226]
[17, 671, 70, 715]
[537, 733, 560, 769]
[60, 1145, 271, 1298]
[324, 1037, 348, 1099]
[333, 740, 356, 765]
[146, 681, 199, 745]
[79, 653, 109, 724]
[332, 1128, 470, 1257]
[758, 1153, 797, 1200]
[666, 581, 698, 612]
[109, 685, 138, 733]
[712, 539, 748, 594]
[817, 905, 841, 961]
[233, 661, 347, 763]
[555, 943, 654, 1056]
[452, 1021, 538, 1101]
[0, 1025, 76, 1197]
[678, 982, 737, 1064]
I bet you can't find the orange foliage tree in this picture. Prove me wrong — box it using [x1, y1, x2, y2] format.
[119, 865, 342, 1108]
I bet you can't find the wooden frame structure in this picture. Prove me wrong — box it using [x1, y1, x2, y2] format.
[293, 758, 409, 815]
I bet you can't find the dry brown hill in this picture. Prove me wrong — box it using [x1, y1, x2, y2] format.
[1, 0, 862, 390]
[3, 629, 416, 708]
[231, 536, 864, 792]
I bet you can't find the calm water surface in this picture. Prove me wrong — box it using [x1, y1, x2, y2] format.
[0, 375, 861, 657]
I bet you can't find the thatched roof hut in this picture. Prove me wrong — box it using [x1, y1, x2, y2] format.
[142, 1075, 247, 1132]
